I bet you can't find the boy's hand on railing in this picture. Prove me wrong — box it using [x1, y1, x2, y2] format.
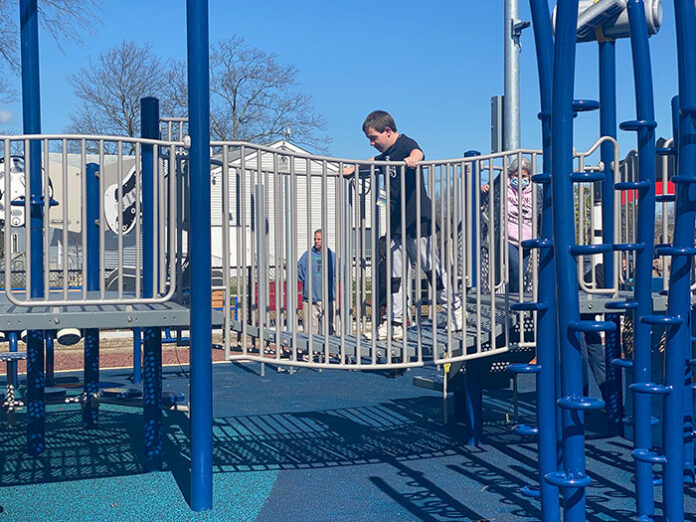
[404, 157, 419, 168]
[481, 184, 490, 193]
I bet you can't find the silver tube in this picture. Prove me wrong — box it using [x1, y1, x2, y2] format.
[504, 0, 521, 150]
[135, 145, 142, 298]
[222, 145, 231, 360]
[289, 155, 298, 361]
[80, 140, 87, 300]
[43, 139, 50, 296]
[99, 141, 105, 298]
[305, 156, 313, 357]
[415, 165, 423, 365]
[4, 139, 11, 296]
[240, 146, 249, 355]
[62, 139, 69, 300]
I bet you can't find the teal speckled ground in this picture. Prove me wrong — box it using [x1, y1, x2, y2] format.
[0, 470, 277, 521]
[1, 364, 694, 520]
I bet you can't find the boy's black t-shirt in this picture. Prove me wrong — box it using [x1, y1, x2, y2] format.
[374, 134, 433, 238]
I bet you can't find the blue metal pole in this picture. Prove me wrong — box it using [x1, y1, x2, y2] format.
[132, 327, 142, 385]
[9, 332, 18, 387]
[528, 1, 561, 518]
[140, 98, 162, 472]
[45, 330, 54, 387]
[464, 359, 482, 446]
[20, 0, 45, 456]
[599, 41, 616, 286]
[662, 2, 696, 519]
[598, 40, 624, 439]
[186, 0, 213, 511]
[548, 2, 591, 520]
[83, 162, 100, 427]
[623, 3, 658, 517]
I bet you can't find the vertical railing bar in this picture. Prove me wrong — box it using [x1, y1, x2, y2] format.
[290, 155, 298, 362]
[42, 138, 49, 297]
[116, 142, 124, 299]
[4, 139, 11, 297]
[274, 153, 281, 360]
[99, 141, 105, 298]
[321, 159, 329, 362]
[429, 164, 437, 362]
[135, 144, 142, 299]
[338, 161, 346, 364]
[80, 139, 87, 300]
[61, 139, 69, 300]
[240, 146, 248, 355]
[305, 156, 313, 359]
[415, 164, 423, 365]
[222, 145, 231, 360]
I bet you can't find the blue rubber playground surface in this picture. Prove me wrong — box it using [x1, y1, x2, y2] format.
[1, 361, 694, 521]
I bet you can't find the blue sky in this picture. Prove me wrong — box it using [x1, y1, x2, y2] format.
[0, 0, 681, 162]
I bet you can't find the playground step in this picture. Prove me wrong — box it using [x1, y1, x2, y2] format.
[570, 171, 604, 183]
[613, 242, 645, 252]
[615, 180, 651, 191]
[513, 424, 538, 437]
[557, 395, 605, 411]
[633, 448, 666, 465]
[629, 382, 671, 395]
[569, 243, 613, 255]
[619, 119, 658, 130]
[544, 470, 592, 488]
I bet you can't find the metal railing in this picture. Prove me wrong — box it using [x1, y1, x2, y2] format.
[213, 142, 555, 369]
[0, 134, 186, 306]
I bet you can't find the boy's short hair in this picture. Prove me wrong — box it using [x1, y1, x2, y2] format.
[362, 110, 397, 134]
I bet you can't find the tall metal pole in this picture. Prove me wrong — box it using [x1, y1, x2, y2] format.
[20, 0, 46, 456]
[186, 0, 213, 512]
[141, 97, 163, 473]
[504, 0, 521, 150]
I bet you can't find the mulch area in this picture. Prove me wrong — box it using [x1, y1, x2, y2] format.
[0, 333, 230, 374]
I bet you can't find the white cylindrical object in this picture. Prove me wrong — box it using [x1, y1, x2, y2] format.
[56, 328, 81, 346]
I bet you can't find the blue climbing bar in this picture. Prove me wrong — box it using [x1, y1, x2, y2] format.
[186, 0, 213, 512]
[527, 1, 560, 518]
[622, 2, 658, 517]
[546, 2, 596, 520]
[661, 1, 696, 520]
[598, 36, 624, 439]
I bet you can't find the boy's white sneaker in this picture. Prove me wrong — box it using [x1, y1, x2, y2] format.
[452, 306, 464, 331]
[365, 322, 404, 341]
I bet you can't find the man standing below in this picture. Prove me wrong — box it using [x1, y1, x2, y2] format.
[345, 110, 463, 340]
[297, 229, 336, 335]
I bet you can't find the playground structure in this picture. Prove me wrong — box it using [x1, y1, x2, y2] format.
[1, 0, 696, 520]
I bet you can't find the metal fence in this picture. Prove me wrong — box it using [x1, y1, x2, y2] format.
[0, 134, 185, 305]
[211, 143, 549, 369]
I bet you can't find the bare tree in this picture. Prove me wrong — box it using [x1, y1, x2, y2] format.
[0, 0, 100, 70]
[0, 0, 100, 101]
[165, 36, 330, 152]
[67, 41, 170, 138]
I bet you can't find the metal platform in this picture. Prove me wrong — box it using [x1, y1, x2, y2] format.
[0, 293, 198, 330]
[227, 300, 510, 363]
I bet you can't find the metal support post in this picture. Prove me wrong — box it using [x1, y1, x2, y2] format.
[20, 0, 45, 456]
[83, 162, 101, 427]
[141, 98, 162, 471]
[527, 1, 561, 518]
[661, 3, 696, 519]
[622, 2, 659, 517]
[186, 0, 213, 511]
